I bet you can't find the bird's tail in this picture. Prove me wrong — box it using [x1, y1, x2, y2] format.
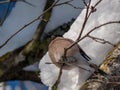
[89, 63, 108, 76]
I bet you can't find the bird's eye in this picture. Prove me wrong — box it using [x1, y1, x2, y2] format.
[65, 56, 77, 63]
[58, 58, 63, 63]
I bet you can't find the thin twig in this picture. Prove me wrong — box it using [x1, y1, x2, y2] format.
[88, 35, 116, 47]
[17, 0, 35, 7]
[67, 3, 83, 9]
[77, 0, 91, 40]
[87, 0, 102, 19]
[63, 0, 91, 57]
[0, 0, 60, 49]
[82, 0, 87, 7]
[94, 0, 102, 7]
[0, 70, 42, 84]
[52, 65, 63, 90]
[55, 0, 74, 6]
[80, 20, 120, 41]
[55, 0, 83, 9]
[63, 20, 120, 53]
[77, 0, 102, 40]
[63, 0, 120, 68]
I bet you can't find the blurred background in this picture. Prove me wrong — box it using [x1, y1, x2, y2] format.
[0, 1, 48, 90]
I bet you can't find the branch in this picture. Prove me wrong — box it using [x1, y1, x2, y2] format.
[88, 35, 116, 47]
[63, 0, 103, 54]
[55, 0, 74, 6]
[0, 12, 73, 81]
[80, 20, 120, 41]
[63, 20, 120, 52]
[0, 0, 35, 25]
[77, 0, 91, 40]
[0, 70, 42, 84]
[80, 42, 120, 90]
[63, 0, 91, 57]
[0, 0, 56, 80]
[21, 0, 55, 56]
[51, 65, 64, 90]
[0, 0, 60, 49]
[55, 0, 83, 9]
[82, 0, 87, 7]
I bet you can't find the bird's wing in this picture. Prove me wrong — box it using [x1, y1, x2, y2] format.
[79, 47, 91, 61]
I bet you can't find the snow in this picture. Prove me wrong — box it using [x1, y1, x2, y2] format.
[0, 83, 4, 90]
[23, 62, 39, 71]
[39, 0, 120, 90]
[0, 83, 12, 90]
[0, 0, 83, 89]
[0, 0, 81, 56]
[5, 86, 12, 90]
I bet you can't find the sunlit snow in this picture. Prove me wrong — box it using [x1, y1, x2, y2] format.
[39, 0, 120, 90]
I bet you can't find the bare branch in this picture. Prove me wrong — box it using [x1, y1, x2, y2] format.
[88, 35, 116, 47]
[55, 0, 74, 6]
[64, 20, 120, 50]
[61, 1, 120, 81]
[0, 70, 42, 84]
[0, 0, 60, 49]
[82, 0, 88, 7]
[80, 20, 120, 41]
[63, 0, 92, 56]
[77, 0, 91, 40]
[67, 3, 83, 9]
[55, 0, 83, 9]
[87, 0, 102, 19]
[17, 0, 35, 7]
[80, 43, 120, 90]
[94, 0, 102, 7]
[51, 65, 64, 90]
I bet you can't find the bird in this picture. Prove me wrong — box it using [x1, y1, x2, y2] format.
[48, 37, 91, 69]
[48, 37, 108, 75]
